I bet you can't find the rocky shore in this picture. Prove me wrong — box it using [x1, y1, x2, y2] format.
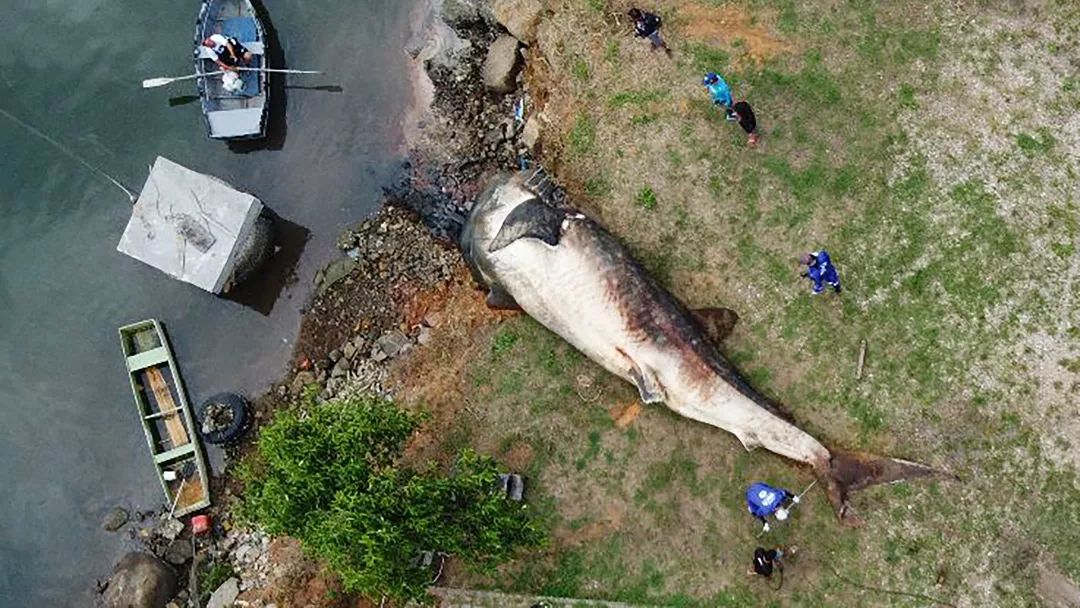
[98, 1, 553, 606]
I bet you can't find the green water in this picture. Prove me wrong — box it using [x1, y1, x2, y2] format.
[0, 1, 420, 604]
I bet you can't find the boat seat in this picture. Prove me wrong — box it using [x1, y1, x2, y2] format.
[195, 40, 264, 61]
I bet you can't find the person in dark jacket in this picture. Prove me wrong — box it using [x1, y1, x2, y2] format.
[732, 100, 759, 146]
[751, 547, 784, 578]
[628, 8, 669, 53]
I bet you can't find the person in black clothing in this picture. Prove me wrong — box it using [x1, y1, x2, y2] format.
[732, 100, 759, 146]
[628, 8, 669, 53]
[751, 547, 784, 578]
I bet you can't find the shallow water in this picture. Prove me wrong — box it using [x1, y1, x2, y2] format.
[0, 1, 420, 604]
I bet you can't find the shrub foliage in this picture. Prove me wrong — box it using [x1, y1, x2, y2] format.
[239, 394, 544, 600]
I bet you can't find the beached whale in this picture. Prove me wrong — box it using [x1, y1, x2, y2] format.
[460, 171, 950, 522]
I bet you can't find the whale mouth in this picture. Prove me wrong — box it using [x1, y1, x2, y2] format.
[823, 450, 957, 525]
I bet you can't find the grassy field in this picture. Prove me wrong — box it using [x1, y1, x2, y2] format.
[394, 0, 1080, 605]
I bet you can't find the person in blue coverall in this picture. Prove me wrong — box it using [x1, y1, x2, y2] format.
[746, 481, 798, 532]
[703, 72, 737, 120]
[800, 250, 842, 295]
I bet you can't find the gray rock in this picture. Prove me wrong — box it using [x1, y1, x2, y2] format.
[374, 330, 411, 360]
[352, 335, 367, 351]
[159, 518, 184, 541]
[522, 116, 541, 150]
[442, 0, 494, 24]
[482, 35, 521, 94]
[328, 349, 343, 362]
[163, 540, 193, 566]
[206, 577, 239, 608]
[103, 552, 177, 608]
[316, 258, 357, 295]
[343, 341, 358, 360]
[417, 326, 434, 346]
[494, 0, 544, 43]
[331, 357, 351, 378]
[103, 507, 129, 532]
[290, 371, 316, 395]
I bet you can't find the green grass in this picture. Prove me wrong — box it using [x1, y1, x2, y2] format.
[420, 1, 1080, 605]
[571, 55, 590, 81]
[1016, 129, 1055, 155]
[567, 114, 596, 156]
[198, 561, 236, 606]
[636, 186, 658, 210]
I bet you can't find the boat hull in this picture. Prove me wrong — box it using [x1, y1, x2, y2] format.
[193, 0, 269, 140]
[119, 319, 211, 517]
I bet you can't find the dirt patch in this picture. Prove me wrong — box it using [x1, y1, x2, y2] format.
[499, 441, 536, 472]
[1037, 563, 1080, 608]
[674, 1, 792, 65]
[391, 278, 512, 465]
[610, 401, 643, 429]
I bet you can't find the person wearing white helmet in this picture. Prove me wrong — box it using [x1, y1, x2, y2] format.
[745, 481, 799, 532]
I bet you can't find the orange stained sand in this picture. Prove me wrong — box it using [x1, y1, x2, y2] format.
[675, 1, 791, 65]
[611, 401, 644, 429]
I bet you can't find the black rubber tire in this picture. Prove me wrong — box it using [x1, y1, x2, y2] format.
[195, 392, 250, 445]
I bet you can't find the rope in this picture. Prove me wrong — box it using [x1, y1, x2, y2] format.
[826, 563, 957, 607]
[0, 106, 137, 202]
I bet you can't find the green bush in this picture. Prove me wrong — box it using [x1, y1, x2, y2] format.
[239, 395, 544, 601]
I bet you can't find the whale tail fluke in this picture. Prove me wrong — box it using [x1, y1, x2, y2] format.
[821, 449, 957, 526]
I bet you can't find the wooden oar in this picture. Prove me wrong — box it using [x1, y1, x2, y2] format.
[142, 68, 323, 89]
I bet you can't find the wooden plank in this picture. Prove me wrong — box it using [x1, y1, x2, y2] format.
[144, 407, 184, 420]
[126, 347, 169, 371]
[145, 367, 190, 447]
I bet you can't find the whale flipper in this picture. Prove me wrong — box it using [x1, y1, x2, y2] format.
[488, 198, 564, 252]
[485, 286, 521, 310]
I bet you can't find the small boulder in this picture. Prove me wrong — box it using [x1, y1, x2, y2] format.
[331, 357, 351, 378]
[158, 518, 184, 542]
[206, 577, 240, 608]
[417, 326, 434, 346]
[442, 0, 494, 24]
[103, 552, 177, 608]
[290, 371, 316, 395]
[163, 539, 193, 566]
[374, 330, 411, 360]
[342, 341, 358, 360]
[521, 116, 541, 151]
[494, 0, 544, 44]
[103, 507, 129, 532]
[482, 35, 522, 94]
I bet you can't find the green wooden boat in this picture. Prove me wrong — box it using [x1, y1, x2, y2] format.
[119, 319, 211, 517]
